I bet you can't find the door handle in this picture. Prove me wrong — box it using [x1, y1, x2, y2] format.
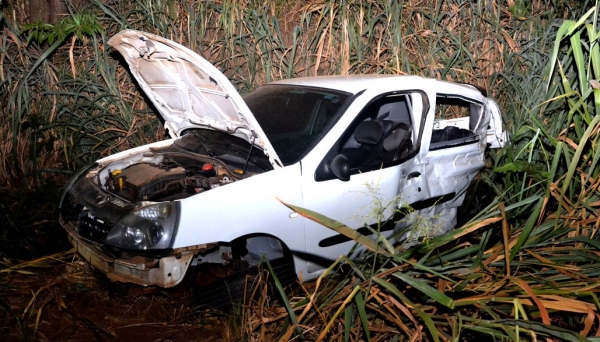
[407, 171, 421, 179]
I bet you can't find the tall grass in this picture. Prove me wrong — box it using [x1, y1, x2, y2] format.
[259, 3, 600, 340]
[1, 0, 598, 340]
[0, 0, 546, 189]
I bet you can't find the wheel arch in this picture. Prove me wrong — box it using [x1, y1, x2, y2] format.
[230, 233, 295, 268]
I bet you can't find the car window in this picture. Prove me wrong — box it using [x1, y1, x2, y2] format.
[338, 93, 416, 173]
[430, 95, 482, 151]
[244, 85, 351, 165]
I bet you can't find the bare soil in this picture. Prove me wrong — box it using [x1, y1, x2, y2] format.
[1, 252, 229, 342]
[0, 186, 237, 341]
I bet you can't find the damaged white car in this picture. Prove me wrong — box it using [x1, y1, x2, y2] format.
[59, 30, 506, 297]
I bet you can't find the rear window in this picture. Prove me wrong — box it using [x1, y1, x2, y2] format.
[430, 96, 482, 151]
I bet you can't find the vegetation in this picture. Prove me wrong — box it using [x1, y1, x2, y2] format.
[2, 0, 600, 340]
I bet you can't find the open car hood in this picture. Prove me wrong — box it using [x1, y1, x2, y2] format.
[108, 30, 282, 168]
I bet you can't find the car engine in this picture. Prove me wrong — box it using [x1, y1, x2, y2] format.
[103, 154, 235, 203]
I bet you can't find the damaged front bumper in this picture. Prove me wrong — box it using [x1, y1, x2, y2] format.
[61, 218, 194, 288]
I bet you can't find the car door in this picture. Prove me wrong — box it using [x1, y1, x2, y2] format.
[300, 91, 429, 276]
[413, 92, 490, 239]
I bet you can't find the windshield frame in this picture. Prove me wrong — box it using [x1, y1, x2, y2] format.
[244, 84, 353, 166]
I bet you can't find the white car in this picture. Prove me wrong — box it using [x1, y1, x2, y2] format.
[59, 30, 506, 292]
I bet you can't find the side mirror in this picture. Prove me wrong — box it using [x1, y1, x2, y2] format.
[330, 154, 350, 181]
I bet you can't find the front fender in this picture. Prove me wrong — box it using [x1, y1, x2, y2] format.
[173, 163, 304, 254]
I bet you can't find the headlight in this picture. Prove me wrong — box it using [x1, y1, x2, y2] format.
[105, 202, 179, 250]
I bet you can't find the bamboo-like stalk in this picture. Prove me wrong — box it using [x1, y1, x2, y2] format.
[2, 0, 600, 341]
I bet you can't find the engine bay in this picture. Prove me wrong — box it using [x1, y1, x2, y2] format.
[102, 153, 237, 203]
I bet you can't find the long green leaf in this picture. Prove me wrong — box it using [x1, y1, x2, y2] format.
[278, 200, 385, 255]
[354, 291, 371, 342]
[555, 114, 600, 229]
[390, 271, 455, 309]
[493, 319, 588, 342]
[509, 196, 545, 263]
[264, 259, 303, 338]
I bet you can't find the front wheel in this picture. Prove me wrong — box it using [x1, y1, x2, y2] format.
[193, 236, 297, 312]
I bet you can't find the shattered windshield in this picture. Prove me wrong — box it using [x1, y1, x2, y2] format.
[244, 84, 351, 165]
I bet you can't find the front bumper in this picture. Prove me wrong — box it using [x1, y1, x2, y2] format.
[61, 218, 194, 288]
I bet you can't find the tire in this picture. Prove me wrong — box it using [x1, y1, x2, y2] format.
[456, 177, 495, 227]
[193, 257, 297, 313]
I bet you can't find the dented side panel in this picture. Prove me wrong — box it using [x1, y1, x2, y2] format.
[395, 82, 492, 240]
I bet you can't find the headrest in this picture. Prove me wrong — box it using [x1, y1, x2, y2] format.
[354, 120, 384, 145]
[383, 123, 411, 151]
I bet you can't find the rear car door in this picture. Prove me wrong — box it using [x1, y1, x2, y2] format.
[410, 91, 490, 239]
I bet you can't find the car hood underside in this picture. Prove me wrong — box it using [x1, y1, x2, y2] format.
[108, 30, 282, 168]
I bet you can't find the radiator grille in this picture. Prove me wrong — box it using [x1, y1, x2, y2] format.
[78, 211, 113, 243]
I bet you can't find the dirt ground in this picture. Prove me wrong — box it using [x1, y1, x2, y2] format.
[1, 251, 231, 342]
[0, 190, 249, 342]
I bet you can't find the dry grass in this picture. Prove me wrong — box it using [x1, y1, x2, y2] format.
[223, 200, 600, 341]
[0, 250, 229, 341]
[1, 0, 598, 341]
[0, 122, 65, 191]
[0, 0, 554, 190]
